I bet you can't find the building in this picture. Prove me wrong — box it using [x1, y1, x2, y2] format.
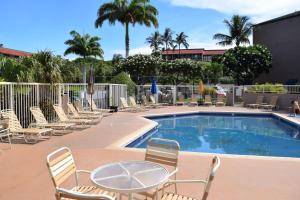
[0, 47, 32, 58]
[253, 11, 300, 84]
[161, 48, 226, 61]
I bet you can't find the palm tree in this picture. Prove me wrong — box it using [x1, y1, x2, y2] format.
[146, 31, 163, 53]
[95, 0, 159, 58]
[175, 32, 189, 56]
[161, 28, 174, 60]
[213, 15, 252, 46]
[0, 44, 3, 48]
[64, 30, 103, 83]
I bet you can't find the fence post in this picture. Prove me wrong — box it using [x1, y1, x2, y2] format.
[173, 85, 176, 105]
[36, 84, 40, 106]
[58, 84, 62, 105]
[109, 84, 113, 107]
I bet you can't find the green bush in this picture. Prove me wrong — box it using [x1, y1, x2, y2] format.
[110, 72, 136, 96]
[247, 83, 287, 94]
[203, 86, 217, 97]
[219, 76, 234, 84]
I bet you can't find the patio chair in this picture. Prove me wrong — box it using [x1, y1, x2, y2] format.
[189, 95, 198, 106]
[142, 95, 160, 108]
[247, 95, 264, 108]
[47, 147, 116, 200]
[203, 95, 212, 106]
[260, 96, 279, 110]
[0, 128, 12, 150]
[161, 156, 221, 200]
[74, 101, 112, 117]
[120, 97, 143, 112]
[215, 95, 225, 107]
[129, 96, 149, 111]
[150, 95, 167, 106]
[176, 95, 185, 106]
[1, 109, 53, 144]
[30, 106, 75, 135]
[87, 98, 113, 113]
[67, 103, 102, 124]
[53, 104, 92, 128]
[140, 138, 180, 199]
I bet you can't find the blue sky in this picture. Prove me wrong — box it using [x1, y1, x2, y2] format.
[0, 0, 299, 60]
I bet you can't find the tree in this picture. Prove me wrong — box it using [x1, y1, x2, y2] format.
[64, 30, 103, 83]
[213, 15, 252, 46]
[110, 71, 136, 96]
[0, 44, 3, 48]
[112, 54, 124, 67]
[95, 0, 158, 58]
[33, 51, 62, 83]
[175, 32, 189, 56]
[219, 45, 272, 84]
[146, 31, 163, 53]
[161, 28, 174, 59]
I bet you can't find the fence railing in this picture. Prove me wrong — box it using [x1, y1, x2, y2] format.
[0, 82, 127, 127]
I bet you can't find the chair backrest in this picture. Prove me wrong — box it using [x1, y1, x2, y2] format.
[202, 156, 221, 200]
[74, 101, 84, 112]
[217, 95, 224, 102]
[67, 103, 80, 117]
[191, 95, 197, 102]
[129, 96, 137, 107]
[256, 95, 264, 104]
[53, 105, 69, 122]
[87, 98, 98, 110]
[150, 95, 156, 104]
[145, 138, 180, 168]
[205, 95, 212, 103]
[1, 109, 23, 131]
[269, 96, 278, 106]
[120, 97, 130, 108]
[178, 95, 184, 102]
[30, 106, 49, 125]
[46, 147, 77, 188]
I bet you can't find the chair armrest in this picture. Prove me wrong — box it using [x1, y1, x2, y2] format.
[77, 170, 91, 174]
[168, 179, 207, 184]
[168, 168, 178, 177]
[57, 188, 115, 200]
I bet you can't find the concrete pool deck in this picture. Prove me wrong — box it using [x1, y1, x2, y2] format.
[0, 106, 300, 200]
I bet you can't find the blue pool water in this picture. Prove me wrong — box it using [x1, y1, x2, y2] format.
[126, 113, 300, 158]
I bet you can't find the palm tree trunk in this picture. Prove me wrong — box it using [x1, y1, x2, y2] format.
[125, 23, 130, 58]
[83, 56, 86, 84]
[179, 44, 181, 59]
[165, 44, 168, 60]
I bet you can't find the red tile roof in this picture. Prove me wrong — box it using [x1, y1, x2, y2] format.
[0, 47, 32, 57]
[161, 48, 226, 55]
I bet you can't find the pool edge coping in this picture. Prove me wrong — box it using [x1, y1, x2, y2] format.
[106, 110, 300, 161]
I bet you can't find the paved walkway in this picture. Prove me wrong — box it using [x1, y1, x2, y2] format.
[0, 106, 300, 200]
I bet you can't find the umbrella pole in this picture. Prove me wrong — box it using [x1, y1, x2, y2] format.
[90, 94, 93, 112]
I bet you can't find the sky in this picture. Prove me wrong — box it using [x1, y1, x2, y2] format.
[0, 0, 299, 60]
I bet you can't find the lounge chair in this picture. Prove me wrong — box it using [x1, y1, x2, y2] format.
[74, 101, 112, 117]
[260, 96, 279, 110]
[129, 96, 149, 110]
[142, 95, 160, 108]
[161, 156, 220, 200]
[30, 106, 75, 135]
[150, 95, 167, 106]
[215, 95, 225, 107]
[140, 138, 180, 199]
[52, 104, 92, 128]
[1, 109, 53, 144]
[176, 95, 185, 106]
[120, 97, 143, 112]
[0, 128, 12, 150]
[47, 147, 116, 200]
[189, 95, 198, 106]
[247, 95, 264, 108]
[87, 98, 113, 113]
[67, 103, 102, 124]
[203, 95, 212, 106]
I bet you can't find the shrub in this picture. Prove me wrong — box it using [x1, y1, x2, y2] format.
[110, 72, 136, 96]
[247, 83, 287, 94]
[219, 76, 235, 84]
[203, 86, 217, 97]
[219, 45, 272, 85]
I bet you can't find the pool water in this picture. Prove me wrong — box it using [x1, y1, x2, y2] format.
[126, 113, 300, 158]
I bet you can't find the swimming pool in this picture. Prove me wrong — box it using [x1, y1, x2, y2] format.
[126, 113, 300, 158]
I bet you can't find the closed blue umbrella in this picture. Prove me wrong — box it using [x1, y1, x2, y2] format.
[151, 79, 157, 95]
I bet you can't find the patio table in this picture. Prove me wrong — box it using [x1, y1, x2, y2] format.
[90, 160, 170, 200]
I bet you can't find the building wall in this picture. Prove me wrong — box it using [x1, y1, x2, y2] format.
[253, 16, 300, 84]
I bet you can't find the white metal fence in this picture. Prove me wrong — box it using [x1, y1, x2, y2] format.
[137, 84, 300, 106]
[0, 82, 127, 127]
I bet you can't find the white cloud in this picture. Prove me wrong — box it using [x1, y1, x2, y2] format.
[165, 0, 300, 23]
